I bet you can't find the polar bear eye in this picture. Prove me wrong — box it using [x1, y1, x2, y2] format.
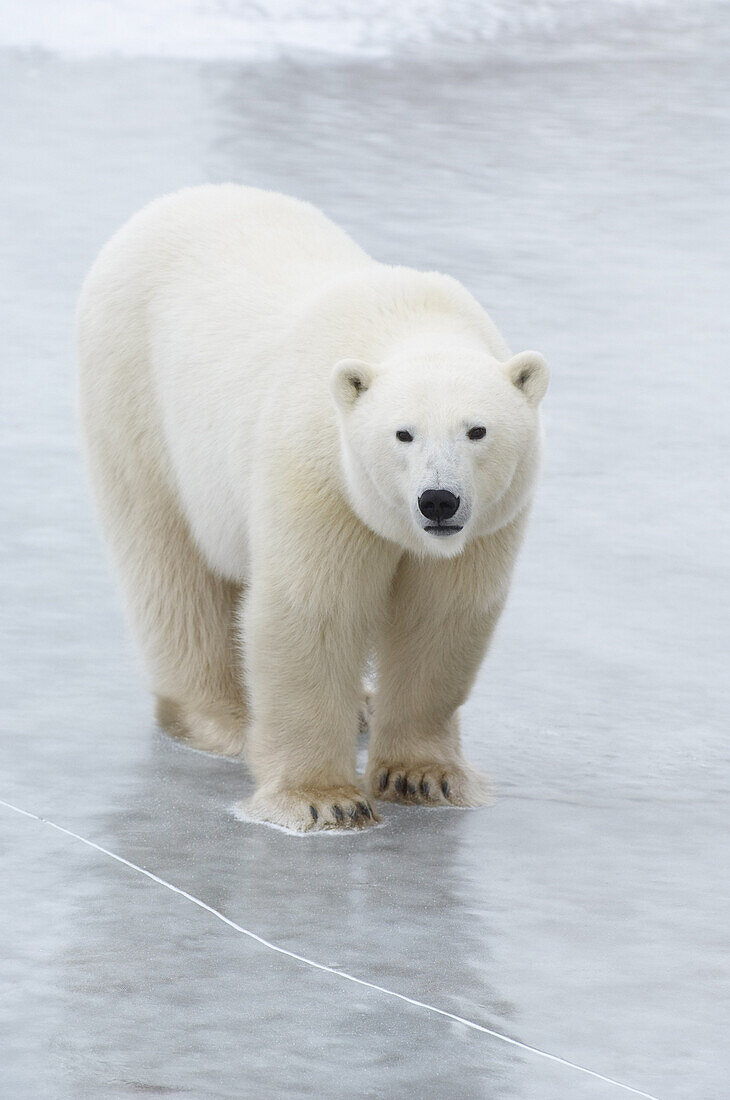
[396, 430, 414, 443]
[467, 426, 487, 441]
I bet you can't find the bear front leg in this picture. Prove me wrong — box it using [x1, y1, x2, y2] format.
[366, 536, 517, 808]
[238, 526, 398, 833]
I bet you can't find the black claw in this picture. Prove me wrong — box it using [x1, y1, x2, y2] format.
[441, 779, 450, 798]
[379, 771, 389, 791]
[420, 780, 430, 797]
[394, 776, 406, 796]
[309, 805, 318, 822]
[358, 801, 371, 818]
[348, 805, 359, 821]
[406, 781, 416, 797]
[332, 804, 344, 822]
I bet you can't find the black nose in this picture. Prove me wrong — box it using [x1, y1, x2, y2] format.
[418, 489, 460, 523]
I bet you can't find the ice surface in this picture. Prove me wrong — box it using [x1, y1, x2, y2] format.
[1, 7, 729, 1098]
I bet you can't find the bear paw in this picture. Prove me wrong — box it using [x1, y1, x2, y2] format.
[238, 785, 381, 834]
[367, 762, 491, 808]
[157, 697, 246, 757]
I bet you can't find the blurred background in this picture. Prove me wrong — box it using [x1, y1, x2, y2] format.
[1, 2, 729, 1098]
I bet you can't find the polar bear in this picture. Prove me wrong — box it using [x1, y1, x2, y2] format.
[78, 185, 548, 833]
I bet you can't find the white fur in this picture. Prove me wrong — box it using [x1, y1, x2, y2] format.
[77, 185, 548, 832]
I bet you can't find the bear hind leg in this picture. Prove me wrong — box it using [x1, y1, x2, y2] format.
[136, 516, 249, 756]
[95, 464, 249, 756]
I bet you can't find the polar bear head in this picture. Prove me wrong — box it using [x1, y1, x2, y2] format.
[330, 338, 548, 558]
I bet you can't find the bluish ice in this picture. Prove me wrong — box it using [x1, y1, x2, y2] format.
[0, 2, 729, 1097]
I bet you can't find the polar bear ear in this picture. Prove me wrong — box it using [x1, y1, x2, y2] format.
[504, 351, 549, 407]
[330, 358, 378, 410]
